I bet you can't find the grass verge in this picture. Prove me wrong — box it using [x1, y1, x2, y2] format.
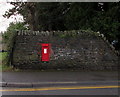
[0, 52, 13, 72]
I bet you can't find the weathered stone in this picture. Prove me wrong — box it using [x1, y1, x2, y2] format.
[12, 30, 118, 70]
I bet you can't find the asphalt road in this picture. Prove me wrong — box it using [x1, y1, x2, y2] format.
[1, 87, 119, 95]
[0, 71, 119, 95]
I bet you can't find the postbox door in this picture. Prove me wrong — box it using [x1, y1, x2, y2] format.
[41, 45, 50, 61]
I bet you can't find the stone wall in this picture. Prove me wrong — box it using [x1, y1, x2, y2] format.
[12, 30, 118, 70]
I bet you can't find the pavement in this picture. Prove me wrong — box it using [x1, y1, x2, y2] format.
[0, 71, 119, 87]
[0, 71, 120, 95]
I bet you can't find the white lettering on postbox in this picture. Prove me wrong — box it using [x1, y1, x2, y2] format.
[44, 49, 47, 54]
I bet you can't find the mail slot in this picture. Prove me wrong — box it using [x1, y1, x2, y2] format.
[41, 43, 51, 62]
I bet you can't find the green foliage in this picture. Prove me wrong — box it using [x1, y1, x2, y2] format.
[2, 22, 27, 65]
[0, 52, 7, 61]
[3, 22, 27, 43]
[0, 52, 13, 72]
[4, 2, 120, 50]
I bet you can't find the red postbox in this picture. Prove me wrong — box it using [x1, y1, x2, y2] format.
[41, 43, 51, 62]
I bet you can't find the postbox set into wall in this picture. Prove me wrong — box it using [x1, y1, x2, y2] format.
[41, 43, 51, 62]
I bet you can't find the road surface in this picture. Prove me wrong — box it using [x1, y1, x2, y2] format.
[0, 71, 119, 95]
